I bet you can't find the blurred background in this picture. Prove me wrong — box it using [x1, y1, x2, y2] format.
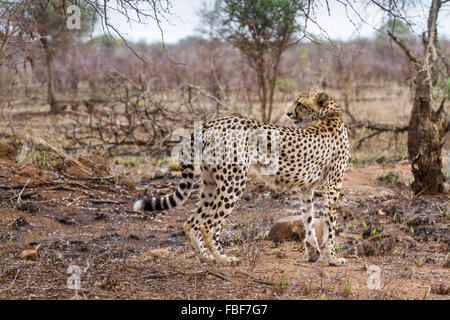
[0, 0, 448, 167]
[0, 0, 449, 300]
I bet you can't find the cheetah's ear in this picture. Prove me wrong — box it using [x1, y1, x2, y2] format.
[317, 92, 329, 108]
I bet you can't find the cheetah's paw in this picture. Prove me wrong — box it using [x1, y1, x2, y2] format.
[199, 254, 216, 264]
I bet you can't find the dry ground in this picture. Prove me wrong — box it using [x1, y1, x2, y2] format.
[0, 139, 449, 300]
[0, 85, 449, 300]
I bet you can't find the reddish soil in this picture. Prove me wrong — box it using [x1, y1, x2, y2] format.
[0, 142, 449, 300]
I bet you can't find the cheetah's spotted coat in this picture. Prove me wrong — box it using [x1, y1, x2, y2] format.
[134, 91, 349, 266]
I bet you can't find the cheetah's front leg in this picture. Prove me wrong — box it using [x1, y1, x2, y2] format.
[323, 186, 347, 266]
[300, 188, 321, 262]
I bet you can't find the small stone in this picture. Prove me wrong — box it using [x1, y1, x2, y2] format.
[17, 201, 38, 213]
[431, 281, 450, 295]
[10, 217, 28, 230]
[152, 167, 169, 179]
[276, 249, 287, 259]
[267, 216, 324, 246]
[444, 259, 450, 269]
[97, 276, 120, 291]
[55, 217, 74, 225]
[127, 234, 140, 240]
[94, 212, 108, 221]
[20, 249, 38, 261]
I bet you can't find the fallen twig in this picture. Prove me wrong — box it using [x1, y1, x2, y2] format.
[0, 270, 19, 295]
[32, 136, 93, 176]
[16, 178, 30, 205]
[234, 270, 274, 286]
[60, 172, 115, 182]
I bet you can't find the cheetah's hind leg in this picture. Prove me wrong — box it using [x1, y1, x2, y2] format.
[183, 175, 217, 264]
[322, 185, 347, 266]
[200, 167, 247, 266]
[300, 188, 321, 263]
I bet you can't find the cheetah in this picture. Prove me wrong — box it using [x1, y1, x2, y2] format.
[133, 91, 349, 266]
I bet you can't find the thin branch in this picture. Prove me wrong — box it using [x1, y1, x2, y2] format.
[179, 83, 229, 111]
[387, 30, 418, 64]
[347, 120, 409, 133]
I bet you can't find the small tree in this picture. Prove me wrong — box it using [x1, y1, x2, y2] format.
[209, 0, 303, 122]
[379, 18, 412, 40]
[0, 0, 174, 113]
[25, 0, 96, 113]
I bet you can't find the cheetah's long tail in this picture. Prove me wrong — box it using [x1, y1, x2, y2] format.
[133, 164, 196, 211]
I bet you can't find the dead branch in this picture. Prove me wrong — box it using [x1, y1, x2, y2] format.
[346, 120, 408, 150]
[436, 95, 447, 116]
[436, 47, 450, 76]
[342, 92, 356, 122]
[61, 81, 176, 155]
[387, 30, 418, 64]
[179, 83, 229, 111]
[60, 172, 115, 182]
[233, 270, 274, 286]
[29, 135, 93, 176]
[347, 120, 408, 133]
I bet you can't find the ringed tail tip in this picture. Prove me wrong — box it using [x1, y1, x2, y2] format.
[133, 200, 144, 211]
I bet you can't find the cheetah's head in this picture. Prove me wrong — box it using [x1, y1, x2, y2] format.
[287, 91, 330, 127]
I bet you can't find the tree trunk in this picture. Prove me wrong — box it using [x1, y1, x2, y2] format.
[267, 78, 275, 123]
[407, 68, 446, 195]
[257, 69, 267, 122]
[40, 37, 61, 114]
[407, 0, 447, 195]
[267, 59, 281, 123]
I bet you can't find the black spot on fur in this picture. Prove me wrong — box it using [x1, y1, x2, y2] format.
[175, 190, 183, 200]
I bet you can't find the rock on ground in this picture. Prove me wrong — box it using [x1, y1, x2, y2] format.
[20, 249, 38, 261]
[267, 216, 324, 246]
